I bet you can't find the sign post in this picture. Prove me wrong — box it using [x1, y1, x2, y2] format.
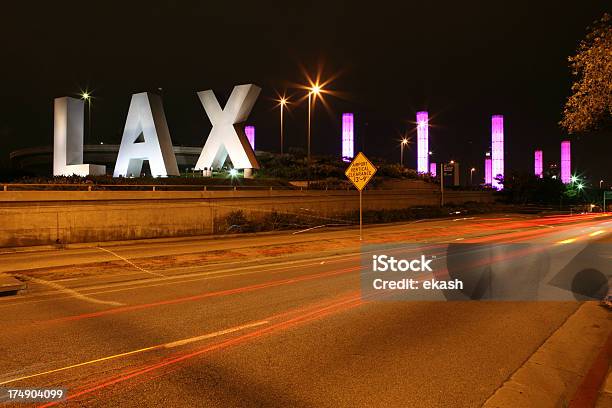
[440, 163, 444, 207]
[345, 152, 377, 241]
[604, 191, 612, 212]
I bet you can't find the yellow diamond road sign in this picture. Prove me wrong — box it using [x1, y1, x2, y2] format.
[345, 152, 377, 191]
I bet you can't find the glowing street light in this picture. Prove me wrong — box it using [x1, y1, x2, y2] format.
[276, 96, 289, 154]
[80, 90, 93, 143]
[400, 138, 409, 167]
[470, 167, 476, 184]
[229, 168, 238, 177]
[577, 182, 584, 191]
[307, 83, 322, 162]
[571, 175, 578, 184]
[600, 180, 604, 189]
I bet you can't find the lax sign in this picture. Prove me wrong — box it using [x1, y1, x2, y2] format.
[53, 84, 260, 177]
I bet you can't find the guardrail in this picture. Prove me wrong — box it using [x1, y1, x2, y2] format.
[0, 183, 307, 192]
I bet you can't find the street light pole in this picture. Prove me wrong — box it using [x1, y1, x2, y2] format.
[87, 97, 92, 143]
[400, 138, 408, 167]
[307, 92, 311, 162]
[470, 168, 476, 185]
[440, 163, 444, 207]
[81, 91, 92, 143]
[280, 98, 286, 155]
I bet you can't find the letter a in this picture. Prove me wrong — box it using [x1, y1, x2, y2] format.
[113, 92, 179, 177]
[53, 97, 106, 176]
[195, 84, 261, 171]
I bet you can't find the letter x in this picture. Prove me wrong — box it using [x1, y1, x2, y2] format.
[195, 84, 261, 170]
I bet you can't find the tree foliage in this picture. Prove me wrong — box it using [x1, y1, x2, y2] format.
[560, 13, 612, 134]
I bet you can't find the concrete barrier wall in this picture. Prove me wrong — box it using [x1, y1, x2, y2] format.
[0, 189, 493, 248]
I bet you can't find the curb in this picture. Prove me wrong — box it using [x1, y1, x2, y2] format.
[569, 329, 612, 407]
[483, 302, 611, 408]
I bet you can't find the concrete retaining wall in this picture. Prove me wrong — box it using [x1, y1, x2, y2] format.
[0, 189, 494, 248]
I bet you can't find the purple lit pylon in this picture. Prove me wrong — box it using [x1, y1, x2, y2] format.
[245, 125, 255, 150]
[561, 141, 571, 184]
[491, 115, 504, 190]
[429, 162, 437, 177]
[342, 113, 354, 162]
[485, 157, 492, 185]
[534, 150, 543, 178]
[416, 111, 429, 173]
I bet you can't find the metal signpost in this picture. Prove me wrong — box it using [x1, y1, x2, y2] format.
[604, 191, 612, 212]
[345, 152, 377, 241]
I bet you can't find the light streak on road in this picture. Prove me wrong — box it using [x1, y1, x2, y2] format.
[11, 273, 124, 307]
[38, 266, 361, 326]
[0, 321, 269, 386]
[97, 246, 166, 277]
[37, 294, 364, 408]
[557, 238, 577, 244]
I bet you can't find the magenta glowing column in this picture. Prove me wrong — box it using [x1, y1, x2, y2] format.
[561, 141, 571, 184]
[534, 150, 543, 178]
[342, 113, 354, 162]
[245, 126, 255, 150]
[491, 115, 504, 189]
[429, 162, 437, 177]
[484, 152, 492, 185]
[416, 111, 429, 173]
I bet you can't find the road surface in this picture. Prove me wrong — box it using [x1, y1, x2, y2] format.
[0, 213, 610, 407]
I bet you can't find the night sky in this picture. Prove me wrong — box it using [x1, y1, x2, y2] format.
[1, 1, 610, 183]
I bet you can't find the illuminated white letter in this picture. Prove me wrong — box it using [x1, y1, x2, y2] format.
[195, 84, 261, 171]
[113, 92, 179, 177]
[53, 97, 106, 176]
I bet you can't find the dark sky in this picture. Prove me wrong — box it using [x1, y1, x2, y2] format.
[1, 1, 610, 182]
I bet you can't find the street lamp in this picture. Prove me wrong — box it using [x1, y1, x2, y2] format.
[276, 96, 289, 154]
[307, 84, 322, 162]
[600, 180, 604, 189]
[80, 91, 92, 143]
[470, 167, 476, 185]
[400, 138, 409, 167]
[571, 175, 578, 184]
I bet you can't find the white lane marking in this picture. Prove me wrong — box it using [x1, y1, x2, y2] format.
[97, 246, 165, 277]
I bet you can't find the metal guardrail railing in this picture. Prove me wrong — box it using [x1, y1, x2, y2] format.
[0, 183, 308, 192]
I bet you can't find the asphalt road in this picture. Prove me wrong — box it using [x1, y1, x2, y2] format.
[0, 213, 610, 407]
